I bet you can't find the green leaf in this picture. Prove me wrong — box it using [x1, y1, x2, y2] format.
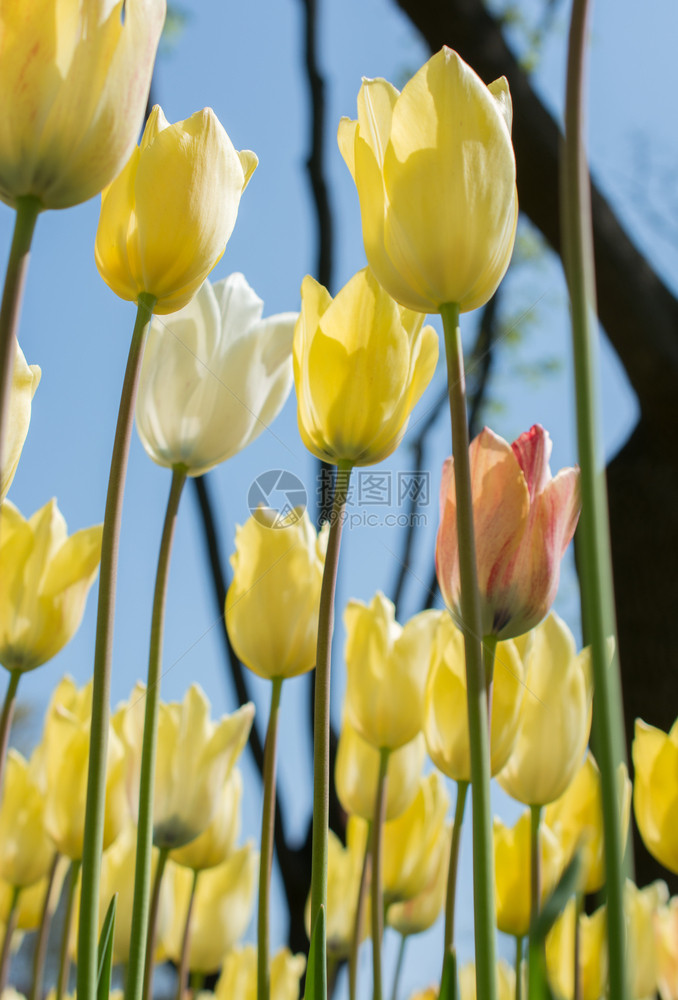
[439, 947, 458, 1000]
[96, 892, 118, 1000]
[303, 904, 327, 1000]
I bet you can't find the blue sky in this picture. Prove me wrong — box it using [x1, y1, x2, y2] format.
[3, 0, 677, 993]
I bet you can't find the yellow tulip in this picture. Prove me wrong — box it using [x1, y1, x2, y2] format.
[382, 772, 449, 903]
[1, 345, 40, 502]
[497, 613, 593, 806]
[0, 858, 67, 931]
[170, 769, 242, 872]
[214, 945, 306, 1000]
[0, 499, 102, 673]
[546, 898, 607, 1000]
[37, 677, 128, 860]
[626, 879, 668, 1000]
[633, 717, 678, 874]
[0, 750, 54, 887]
[0, 0, 165, 210]
[153, 685, 253, 851]
[424, 613, 523, 781]
[458, 960, 516, 1000]
[293, 267, 438, 466]
[225, 509, 327, 680]
[335, 719, 425, 822]
[344, 594, 438, 750]
[338, 46, 517, 314]
[96, 105, 257, 315]
[163, 843, 258, 973]
[545, 751, 631, 894]
[386, 823, 450, 936]
[306, 817, 369, 959]
[493, 810, 564, 938]
[655, 896, 678, 1000]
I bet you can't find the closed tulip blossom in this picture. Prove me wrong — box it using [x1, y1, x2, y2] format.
[424, 612, 524, 782]
[633, 717, 678, 874]
[0, 750, 54, 888]
[344, 593, 438, 750]
[655, 897, 678, 1000]
[493, 810, 564, 938]
[153, 685, 253, 851]
[546, 899, 608, 1000]
[381, 772, 450, 904]
[226, 509, 327, 681]
[386, 823, 450, 937]
[136, 274, 296, 474]
[0, 499, 102, 674]
[335, 719, 425, 823]
[293, 267, 438, 466]
[170, 769, 242, 873]
[0, 0, 165, 210]
[338, 46, 518, 315]
[1, 345, 40, 502]
[436, 425, 580, 640]
[497, 613, 594, 807]
[96, 105, 257, 315]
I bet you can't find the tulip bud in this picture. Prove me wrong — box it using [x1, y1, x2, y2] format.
[1, 345, 40, 502]
[293, 267, 438, 466]
[386, 823, 450, 936]
[344, 594, 438, 751]
[493, 811, 564, 938]
[338, 47, 518, 315]
[382, 773, 449, 904]
[436, 425, 580, 640]
[96, 106, 257, 315]
[226, 509, 327, 681]
[0, 0, 165, 210]
[335, 720, 424, 822]
[136, 274, 296, 475]
[0, 750, 54, 888]
[633, 717, 678, 874]
[0, 499, 102, 674]
[170, 769, 242, 872]
[496, 613, 593, 806]
[424, 613, 524, 782]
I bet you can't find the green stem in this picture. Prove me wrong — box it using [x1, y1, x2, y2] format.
[390, 935, 406, 1000]
[29, 852, 61, 1000]
[57, 859, 81, 1000]
[309, 463, 353, 949]
[257, 676, 283, 1000]
[349, 821, 372, 1000]
[562, 4, 629, 998]
[77, 293, 156, 1000]
[515, 936, 524, 1000]
[483, 636, 498, 726]
[371, 747, 389, 1000]
[190, 971, 204, 993]
[0, 670, 20, 797]
[443, 779, 469, 964]
[142, 846, 169, 1000]
[573, 892, 583, 1000]
[528, 804, 542, 961]
[440, 301, 497, 1000]
[176, 868, 199, 1000]
[0, 195, 40, 502]
[125, 465, 186, 1000]
[0, 884, 20, 993]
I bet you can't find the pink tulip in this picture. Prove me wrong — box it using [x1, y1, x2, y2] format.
[436, 425, 580, 639]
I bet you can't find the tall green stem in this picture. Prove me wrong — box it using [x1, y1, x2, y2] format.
[0, 884, 20, 993]
[562, 4, 629, 998]
[142, 847, 169, 1000]
[442, 779, 468, 964]
[309, 463, 352, 950]
[371, 747, 389, 1000]
[528, 803, 542, 966]
[0, 670, 20, 797]
[483, 636, 498, 724]
[125, 465, 187, 1000]
[515, 936, 524, 1000]
[440, 301, 497, 1000]
[390, 935, 407, 1000]
[258, 677, 283, 1000]
[57, 859, 81, 1000]
[175, 868, 199, 1000]
[29, 853, 61, 1000]
[349, 821, 372, 1000]
[0, 195, 40, 500]
[77, 292, 157, 1000]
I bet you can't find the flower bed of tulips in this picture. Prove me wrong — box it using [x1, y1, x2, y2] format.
[0, 5, 675, 1000]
